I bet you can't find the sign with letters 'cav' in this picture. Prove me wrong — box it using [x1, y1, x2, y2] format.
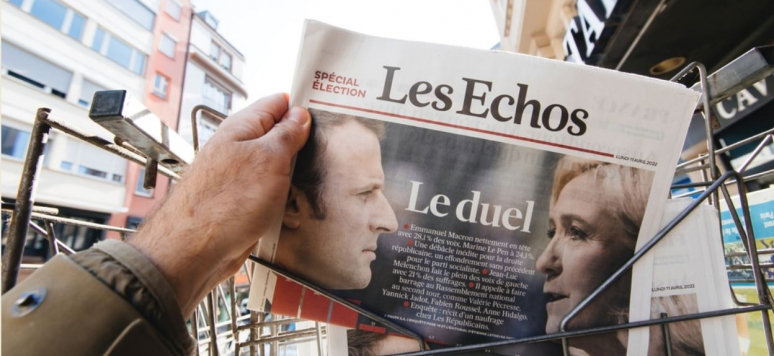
[683, 75, 773, 148]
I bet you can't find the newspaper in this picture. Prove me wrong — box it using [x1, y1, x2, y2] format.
[248, 20, 700, 355]
[648, 199, 739, 356]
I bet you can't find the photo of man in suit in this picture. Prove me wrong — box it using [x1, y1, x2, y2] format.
[274, 108, 398, 290]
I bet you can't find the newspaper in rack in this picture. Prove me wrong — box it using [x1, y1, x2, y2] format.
[648, 199, 740, 356]
[248, 20, 700, 355]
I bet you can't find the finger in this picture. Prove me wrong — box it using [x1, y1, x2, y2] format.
[258, 106, 312, 156]
[215, 93, 289, 143]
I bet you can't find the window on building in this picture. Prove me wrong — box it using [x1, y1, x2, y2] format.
[58, 216, 104, 251]
[91, 27, 147, 76]
[203, 78, 231, 115]
[202, 11, 218, 29]
[92, 27, 106, 51]
[106, 36, 133, 69]
[1, 125, 31, 159]
[153, 74, 168, 98]
[132, 53, 147, 75]
[2, 42, 73, 99]
[79, 79, 107, 107]
[21, 0, 87, 41]
[30, 0, 67, 32]
[126, 216, 143, 230]
[76, 166, 122, 183]
[165, 0, 181, 21]
[197, 115, 220, 146]
[160, 33, 176, 58]
[220, 52, 232, 71]
[67, 12, 85, 40]
[208, 41, 233, 72]
[63, 139, 127, 183]
[135, 168, 154, 197]
[78, 165, 108, 179]
[210, 42, 221, 62]
[106, 0, 155, 31]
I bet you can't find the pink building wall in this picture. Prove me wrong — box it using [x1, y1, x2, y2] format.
[107, 0, 193, 239]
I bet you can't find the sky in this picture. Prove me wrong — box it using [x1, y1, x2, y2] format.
[191, 0, 501, 110]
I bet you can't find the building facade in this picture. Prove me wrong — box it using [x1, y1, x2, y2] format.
[105, 0, 194, 238]
[177, 11, 248, 148]
[1, 0, 194, 258]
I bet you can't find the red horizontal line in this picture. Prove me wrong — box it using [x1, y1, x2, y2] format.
[358, 324, 387, 334]
[308, 99, 614, 158]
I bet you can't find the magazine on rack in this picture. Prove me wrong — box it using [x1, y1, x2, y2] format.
[247, 20, 701, 355]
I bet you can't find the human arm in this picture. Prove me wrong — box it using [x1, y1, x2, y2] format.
[127, 93, 311, 317]
[2, 94, 311, 355]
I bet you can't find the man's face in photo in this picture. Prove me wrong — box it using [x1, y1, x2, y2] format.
[280, 118, 398, 290]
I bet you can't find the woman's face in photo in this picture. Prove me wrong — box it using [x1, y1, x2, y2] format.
[536, 172, 634, 333]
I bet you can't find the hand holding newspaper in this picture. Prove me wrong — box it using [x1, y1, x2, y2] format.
[248, 20, 706, 355]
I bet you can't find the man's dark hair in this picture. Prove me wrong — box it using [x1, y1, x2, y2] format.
[291, 108, 386, 219]
[347, 329, 386, 356]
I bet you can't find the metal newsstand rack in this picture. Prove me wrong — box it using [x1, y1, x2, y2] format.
[2, 45, 773, 356]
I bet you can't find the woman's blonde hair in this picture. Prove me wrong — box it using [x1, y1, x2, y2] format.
[550, 156, 655, 250]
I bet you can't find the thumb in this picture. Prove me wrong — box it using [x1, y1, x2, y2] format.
[260, 106, 312, 156]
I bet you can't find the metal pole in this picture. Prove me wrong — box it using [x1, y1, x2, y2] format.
[736, 185, 774, 354]
[250, 311, 259, 356]
[39, 114, 180, 180]
[398, 305, 770, 356]
[2, 108, 52, 293]
[315, 322, 324, 356]
[44, 221, 59, 256]
[229, 278, 240, 356]
[27, 221, 75, 255]
[207, 292, 220, 356]
[660, 313, 674, 356]
[192, 308, 201, 356]
[191, 105, 226, 153]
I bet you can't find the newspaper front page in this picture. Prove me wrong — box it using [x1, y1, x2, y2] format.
[648, 199, 740, 356]
[248, 20, 701, 355]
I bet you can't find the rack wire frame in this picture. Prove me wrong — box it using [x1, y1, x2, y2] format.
[1, 52, 773, 355]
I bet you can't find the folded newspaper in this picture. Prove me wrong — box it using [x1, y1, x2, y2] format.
[248, 20, 703, 355]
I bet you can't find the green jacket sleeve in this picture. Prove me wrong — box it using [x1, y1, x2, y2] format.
[2, 240, 196, 356]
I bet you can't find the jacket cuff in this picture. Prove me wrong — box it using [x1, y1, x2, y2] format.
[71, 239, 195, 355]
